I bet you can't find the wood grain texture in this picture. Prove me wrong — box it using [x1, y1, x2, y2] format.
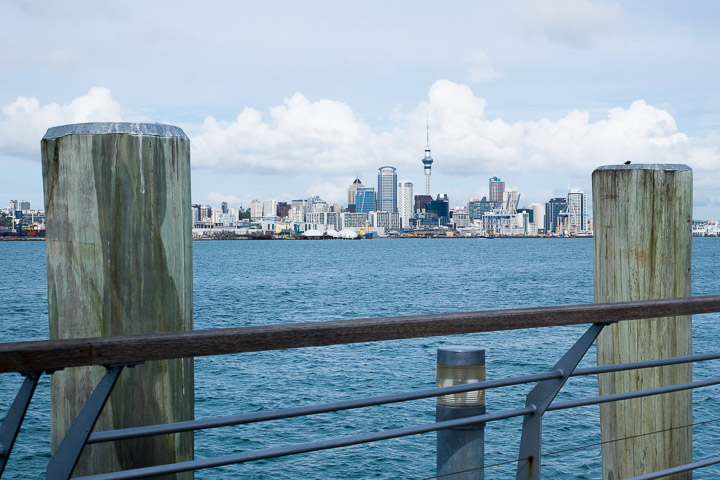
[2, 296, 718, 373]
[593, 164, 693, 480]
[41, 125, 193, 479]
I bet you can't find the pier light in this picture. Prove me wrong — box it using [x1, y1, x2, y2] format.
[436, 346, 486, 407]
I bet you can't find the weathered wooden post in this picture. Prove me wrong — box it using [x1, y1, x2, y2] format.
[42, 123, 193, 477]
[593, 164, 692, 479]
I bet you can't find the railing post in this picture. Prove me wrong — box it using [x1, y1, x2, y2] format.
[41, 123, 194, 478]
[593, 164, 693, 479]
[436, 346, 486, 480]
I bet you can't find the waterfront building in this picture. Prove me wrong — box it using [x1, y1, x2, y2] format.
[414, 194, 433, 214]
[545, 197, 567, 233]
[421, 122, 434, 195]
[250, 200, 263, 221]
[452, 211, 470, 230]
[200, 205, 213, 222]
[261, 216, 277, 233]
[355, 188, 376, 214]
[347, 177, 364, 212]
[398, 181, 414, 228]
[289, 199, 307, 223]
[369, 211, 401, 230]
[468, 197, 493, 220]
[564, 188, 588, 233]
[262, 200, 278, 217]
[489, 177, 504, 206]
[427, 194, 450, 225]
[306, 211, 342, 231]
[530, 203, 545, 234]
[308, 196, 329, 213]
[342, 212, 368, 231]
[191, 204, 201, 223]
[276, 202, 290, 219]
[377, 166, 398, 213]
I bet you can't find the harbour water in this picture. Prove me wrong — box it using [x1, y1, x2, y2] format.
[1, 238, 719, 478]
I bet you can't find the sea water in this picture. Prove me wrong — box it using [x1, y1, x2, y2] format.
[1, 238, 719, 479]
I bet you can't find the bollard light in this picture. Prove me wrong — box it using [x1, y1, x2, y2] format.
[436, 346, 486, 407]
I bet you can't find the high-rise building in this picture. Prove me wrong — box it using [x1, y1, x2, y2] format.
[355, 188, 376, 214]
[250, 200, 263, 221]
[377, 166, 398, 213]
[468, 197, 493, 220]
[421, 122, 434, 195]
[489, 177, 504, 206]
[566, 188, 588, 232]
[398, 181, 414, 228]
[276, 202, 290, 219]
[347, 177, 364, 211]
[18, 201, 30, 211]
[427, 194, 450, 224]
[262, 200, 278, 217]
[221, 202, 228, 214]
[502, 188, 519, 213]
[414, 194, 433, 213]
[545, 197, 567, 233]
[529, 203, 545, 233]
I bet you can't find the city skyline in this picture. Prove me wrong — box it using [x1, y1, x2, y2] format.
[1, 2, 719, 218]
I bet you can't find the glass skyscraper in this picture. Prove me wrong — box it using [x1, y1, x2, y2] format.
[355, 187, 376, 214]
[377, 166, 397, 212]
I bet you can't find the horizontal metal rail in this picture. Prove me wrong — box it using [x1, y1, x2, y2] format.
[625, 456, 720, 480]
[2, 295, 719, 373]
[89, 350, 720, 443]
[89, 370, 562, 443]
[75, 376, 720, 480]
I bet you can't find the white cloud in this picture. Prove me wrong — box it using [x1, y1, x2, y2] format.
[206, 192, 243, 206]
[0, 87, 122, 159]
[2, 82, 718, 211]
[466, 52, 504, 83]
[190, 79, 720, 206]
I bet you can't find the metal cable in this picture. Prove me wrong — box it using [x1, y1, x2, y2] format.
[418, 417, 720, 480]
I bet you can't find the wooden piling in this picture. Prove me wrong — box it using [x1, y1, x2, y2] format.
[593, 164, 692, 480]
[42, 123, 193, 478]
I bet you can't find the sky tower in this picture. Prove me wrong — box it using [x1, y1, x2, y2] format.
[422, 120, 434, 195]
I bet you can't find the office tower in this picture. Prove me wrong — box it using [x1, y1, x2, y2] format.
[398, 181, 414, 228]
[250, 200, 263, 221]
[421, 122, 434, 195]
[377, 166, 398, 212]
[414, 194, 433, 213]
[355, 187, 376, 214]
[529, 203, 545, 232]
[545, 197, 567, 233]
[567, 188, 588, 232]
[468, 197, 493, 220]
[502, 188, 519, 213]
[18, 201, 30, 211]
[427, 194, 450, 224]
[262, 200, 277, 217]
[276, 202, 291, 219]
[489, 177, 504, 206]
[347, 177, 364, 212]
[221, 202, 228, 214]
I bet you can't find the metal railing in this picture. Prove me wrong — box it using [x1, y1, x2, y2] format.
[2, 295, 720, 479]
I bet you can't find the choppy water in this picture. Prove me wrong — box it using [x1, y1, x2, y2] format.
[1, 238, 719, 479]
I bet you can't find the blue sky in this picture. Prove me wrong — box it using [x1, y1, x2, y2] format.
[2, 0, 719, 218]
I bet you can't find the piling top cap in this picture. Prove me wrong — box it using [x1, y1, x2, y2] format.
[43, 122, 188, 140]
[437, 346, 485, 366]
[594, 164, 691, 172]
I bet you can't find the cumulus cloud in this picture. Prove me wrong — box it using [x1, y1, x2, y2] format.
[189, 79, 720, 206]
[191, 92, 395, 175]
[0, 87, 122, 159]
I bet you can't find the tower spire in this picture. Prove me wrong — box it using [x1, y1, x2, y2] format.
[422, 117, 434, 196]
